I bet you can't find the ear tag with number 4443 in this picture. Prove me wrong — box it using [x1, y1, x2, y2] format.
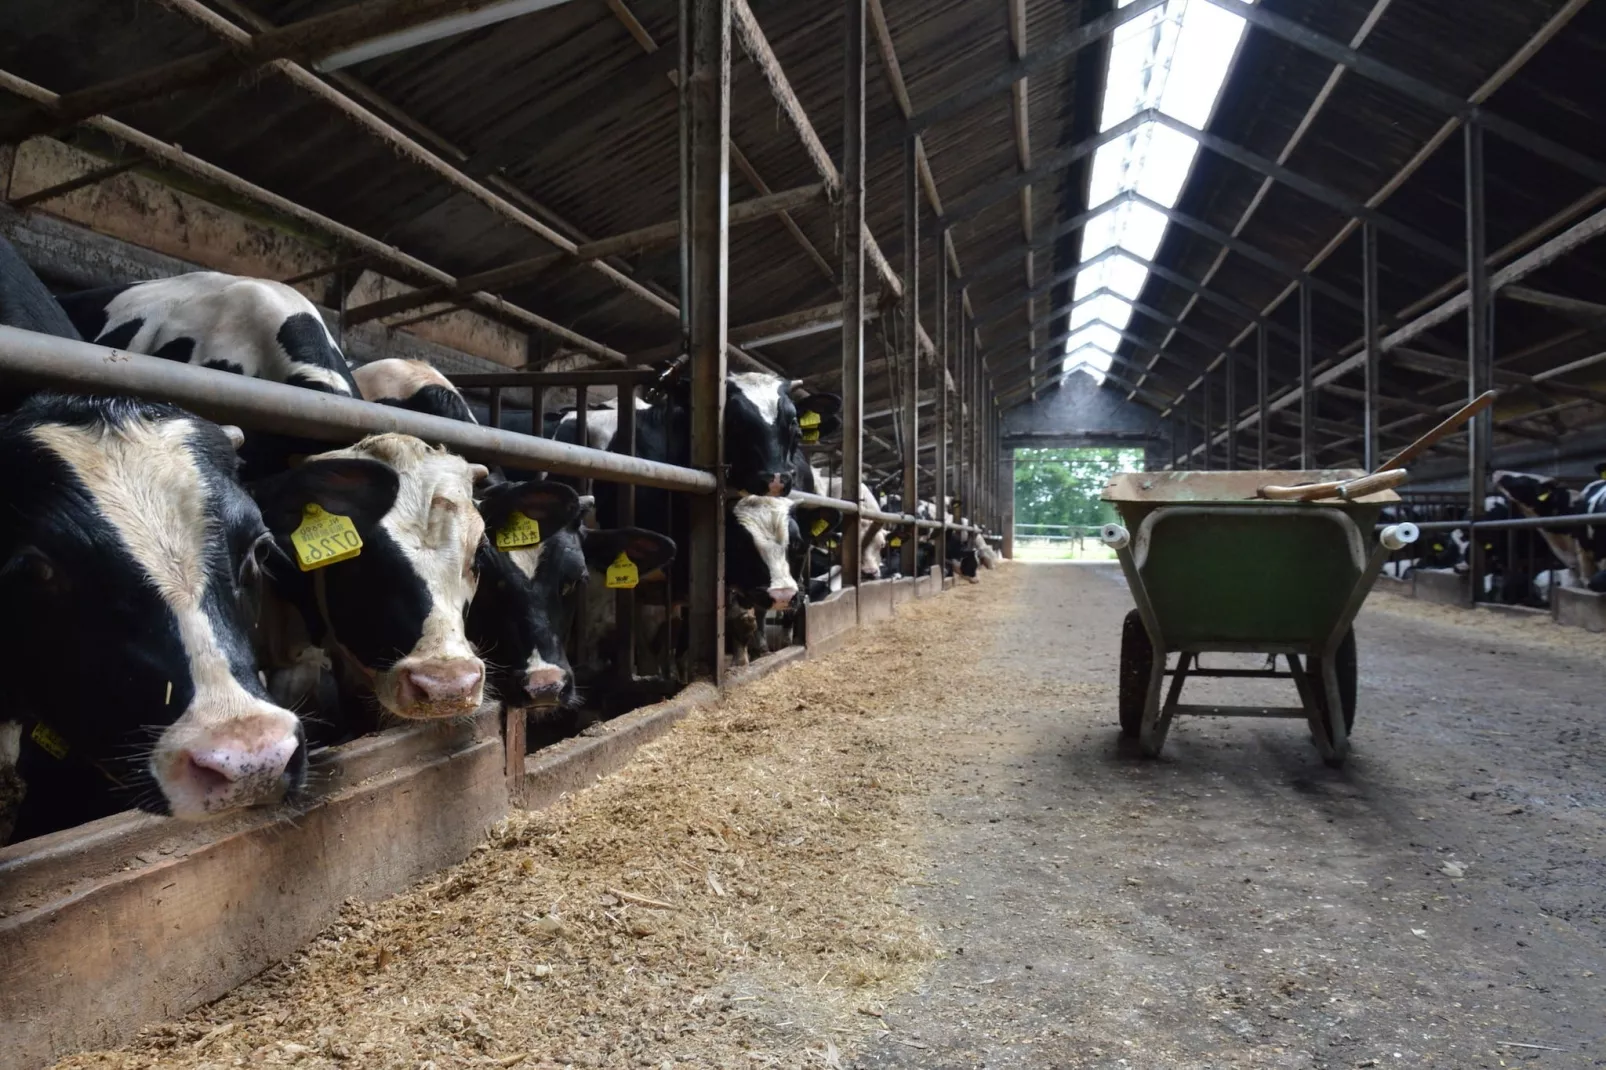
[606, 552, 639, 589]
[799, 409, 821, 444]
[495, 511, 542, 551]
[291, 504, 363, 572]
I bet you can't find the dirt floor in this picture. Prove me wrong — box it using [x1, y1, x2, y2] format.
[52, 564, 1606, 1070]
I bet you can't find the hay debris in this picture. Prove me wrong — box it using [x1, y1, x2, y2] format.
[53, 570, 1024, 1070]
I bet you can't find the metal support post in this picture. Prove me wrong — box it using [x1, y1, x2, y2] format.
[1362, 222, 1380, 472]
[901, 135, 920, 576]
[617, 382, 638, 678]
[1256, 322, 1267, 469]
[1202, 370, 1213, 471]
[841, 0, 867, 608]
[1466, 119, 1493, 606]
[1225, 353, 1237, 469]
[936, 246, 949, 564]
[1299, 280, 1313, 469]
[681, 0, 730, 682]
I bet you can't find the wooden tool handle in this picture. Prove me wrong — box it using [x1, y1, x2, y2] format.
[1377, 390, 1497, 473]
[1259, 468, 1410, 502]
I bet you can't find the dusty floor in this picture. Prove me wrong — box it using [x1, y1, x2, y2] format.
[52, 565, 1606, 1069]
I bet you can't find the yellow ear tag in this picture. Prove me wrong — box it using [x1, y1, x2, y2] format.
[810, 517, 830, 537]
[802, 428, 820, 444]
[1538, 491, 1551, 502]
[291, 503, 363, 572]
[606, 552, 639, 589]
[889, 536, 903, 547]
[30, 722, 69, 760]
[495, 511, 542, 551]
[798, 411, 821, 428]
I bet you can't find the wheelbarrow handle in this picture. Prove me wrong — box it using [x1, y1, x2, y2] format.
[1259, 468, 1410, 502]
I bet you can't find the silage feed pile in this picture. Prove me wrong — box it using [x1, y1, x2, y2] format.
[56, 568, 1022, 1070]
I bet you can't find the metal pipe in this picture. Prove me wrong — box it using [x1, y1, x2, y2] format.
[1405, 514, 1603, 534]
[1202, 370, 1213, 471]
[682, 0, 731, 680]
[617, 381, 638, 679]
[901, 134, 920, 576]
[1225, 352, 1237, 468]
[1300, 281, 1313, 468]
[1466, 119, 1493, 606]
[1362, 222, 1380, 471]
[0, 326, 714, 491]
[841, 0, 867, 608]
[449, 370, 660, 388]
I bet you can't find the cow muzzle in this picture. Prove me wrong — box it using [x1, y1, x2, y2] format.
[157, 709, 305, 820]
[392, 656, 486, 717]
[523, 665, 567, 708]
[766, 586, 798, 609]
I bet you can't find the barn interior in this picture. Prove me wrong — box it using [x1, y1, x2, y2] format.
[3, 0, 1606, 1065]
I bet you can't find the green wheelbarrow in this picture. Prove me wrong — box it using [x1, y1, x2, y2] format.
[1099, 469, 1419, 766]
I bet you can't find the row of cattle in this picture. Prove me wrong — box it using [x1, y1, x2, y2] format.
[0, 236, 995, 845]
[1381, 469, 1606, 605]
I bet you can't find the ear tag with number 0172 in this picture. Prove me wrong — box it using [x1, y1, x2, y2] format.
[291, 504, 363, 572]
[889, 536, 902, 548]
[495, 511, 542, 551]
[810, 517, 830, 537]
[606, 552, 640, 589]
[799, 409, 821, 443]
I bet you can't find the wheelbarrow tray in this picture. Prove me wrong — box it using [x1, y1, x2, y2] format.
[1101, 470, 1405, 765]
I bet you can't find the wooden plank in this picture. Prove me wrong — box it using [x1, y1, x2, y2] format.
[0, 715, 507, 1070]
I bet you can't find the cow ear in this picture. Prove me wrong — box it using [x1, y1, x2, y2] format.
[796, 392, 841, 431]
[582, 527, 677, 574]
[251, 458, 400, 537]
[476, 479, 581, 534]
[794, 505, 843, 542]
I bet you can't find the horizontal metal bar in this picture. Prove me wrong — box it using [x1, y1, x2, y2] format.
[1402, 513, 1604, 533]
[1172, 668, 1294, 679]
[1171, 704, 1310, 719]
[0, 326, 715, 492]
[448, 369, 661, 388]
[788, 489, 980, 534]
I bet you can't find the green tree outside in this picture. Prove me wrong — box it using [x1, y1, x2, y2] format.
[1013, 447, 1146, 530]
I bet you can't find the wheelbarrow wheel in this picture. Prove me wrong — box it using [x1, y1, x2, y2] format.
[1307, 628, 1357, 760]
[1118, 610, 1153, 738]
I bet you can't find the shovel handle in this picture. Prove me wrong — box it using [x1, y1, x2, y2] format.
[1377, 390, 1497, 473]
[1259, 468, 1410, 502]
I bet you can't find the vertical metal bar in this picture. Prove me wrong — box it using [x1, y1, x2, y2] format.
[841, 0, 867, 609]
[574, 386, 590, 495]
[533, 388, 547, 437]
[682, 0, 730, 681]
[1256, 323, 1267, 469]
[1225, 353, 1237, 469]
[1466, 118, 1492, 607]
[617, 381, 638, 679]
[489, 385, 503, 431]
[936, 241, 949, 571]
[901, 135, 920, 577]
[1202, 370, 1212, 471]
[1362, 222, 1381, 472]
[1299, 280, 1313, 469]
[957, 311, 969, 520]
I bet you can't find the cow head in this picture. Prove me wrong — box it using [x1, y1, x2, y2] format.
[1492, 471, 1570, 517]
[726, 495, 841, 611]
[353, 358, 477, 424]
[724, 372, 841, 497]
[254, 434, 488, 719]
[0, 395, 305, 822]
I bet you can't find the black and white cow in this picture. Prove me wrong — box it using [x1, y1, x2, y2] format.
[724, 494, 841, 665]
[470, 479, 676, 717]
[0, 235, 80, 341]
[354, 358, 476, 424]
[251, 433, 490, 739]
[57, 272, 358, 395]
[2, 393, 307, 842]
[1491, 470, 1606, 587]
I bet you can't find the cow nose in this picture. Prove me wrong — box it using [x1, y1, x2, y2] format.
[169, 711, 302, 815]
[397, 658, 485, 713]
[767, 586, 797, 609]
[524, 666, 566, 703]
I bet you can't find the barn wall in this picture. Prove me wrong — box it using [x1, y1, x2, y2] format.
[4, 138, 528, 368]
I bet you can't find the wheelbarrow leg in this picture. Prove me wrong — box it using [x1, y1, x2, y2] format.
[1288, 653, 1347, 766]
[1141, 651, 1188, 758]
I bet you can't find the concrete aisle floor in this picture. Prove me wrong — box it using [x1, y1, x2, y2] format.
[856, 563, 1606, 1070]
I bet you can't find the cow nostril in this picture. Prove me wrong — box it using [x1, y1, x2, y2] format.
[403, 660, 484, 703]
[182, 751, 240, 793]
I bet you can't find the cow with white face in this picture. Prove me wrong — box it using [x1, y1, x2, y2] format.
[822, 473, 888, 580]
[252, 434, 489, 735]
[1, 394, 307, 842]
[354, 358, 477, 424]
[725, 495, 840, 665]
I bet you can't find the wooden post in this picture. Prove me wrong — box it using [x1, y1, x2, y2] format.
[901, 135, 920, 575]
[574, 386, 591, 494]
[1466, 119, 1492, 607]
[936, 241, 949, 566]
[682, 0, 730, 682]
[841, 0, 867, 610]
